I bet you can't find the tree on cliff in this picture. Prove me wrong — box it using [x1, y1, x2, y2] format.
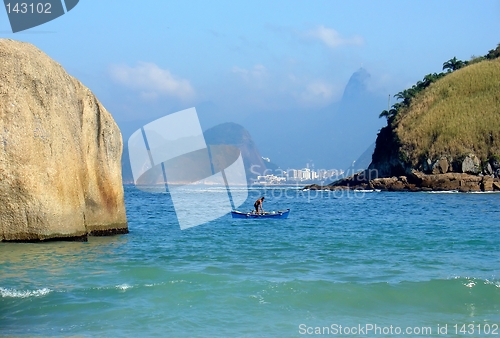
[379, 43, 499, 131]
[442, 57, 466, 72]
[485, 43, 500, 60]
[394, 88, 416, 107]
[379, 108, 398, 123]
[379, 72, 445, 123]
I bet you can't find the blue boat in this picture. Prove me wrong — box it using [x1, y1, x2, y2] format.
[231, 209, 290, 219]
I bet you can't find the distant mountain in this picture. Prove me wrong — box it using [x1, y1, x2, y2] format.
[342, 142, 376, 178]
[121, 68, 386, 178]
[324, 68, 386, 170]
[243, 68, 385, 171]
[341, 67, 371, 101]
[204, 122, 268, 178]
[122, 122, 267, 184]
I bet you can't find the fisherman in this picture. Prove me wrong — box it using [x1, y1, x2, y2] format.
[254, 197, 265, 214]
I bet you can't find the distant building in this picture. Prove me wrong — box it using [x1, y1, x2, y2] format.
[255, 174, 286, 185]
[301, 168, 311, 180]
[287, 169, 298, 180]
[311, 171, 319, 180]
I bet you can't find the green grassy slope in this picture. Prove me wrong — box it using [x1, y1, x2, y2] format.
[396, 57, 500, 166]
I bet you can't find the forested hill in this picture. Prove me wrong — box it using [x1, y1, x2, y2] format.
[310, 44, 500, 192]
[370, 44, 500, 177]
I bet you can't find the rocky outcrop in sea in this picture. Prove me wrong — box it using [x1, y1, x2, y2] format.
[306, 154, 500, 193]
[0, 39, 127, 241]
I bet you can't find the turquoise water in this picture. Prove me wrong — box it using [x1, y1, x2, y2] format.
[1, 186, 500, 337]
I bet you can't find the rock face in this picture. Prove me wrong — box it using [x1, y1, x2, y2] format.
[461, 154, 481, 174]
[0, 39, 127, 241]
[366, 54, 500, 188]
[432, 157, 449, 174]
[308, 171, 500, 193]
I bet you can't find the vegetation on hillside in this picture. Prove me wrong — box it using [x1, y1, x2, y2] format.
[379, 43, 500, 125]
[374, 43, 500, 169]
[397, 58, 500, 165]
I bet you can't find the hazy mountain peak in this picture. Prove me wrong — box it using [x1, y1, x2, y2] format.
[341, 67, 371, 101]
[203, 122, 250, 145]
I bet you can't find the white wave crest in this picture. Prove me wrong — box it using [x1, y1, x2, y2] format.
[426, 190, 459, 194]
[116, 284, 133, 291]
[484, 279, 500, 288]
[0, 287, 52, 298]
[467, 191, 500, 194]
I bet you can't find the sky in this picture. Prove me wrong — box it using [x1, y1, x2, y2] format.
[1, 0, 500, 166]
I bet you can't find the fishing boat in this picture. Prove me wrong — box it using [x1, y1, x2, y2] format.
[231, 209, 290, 219]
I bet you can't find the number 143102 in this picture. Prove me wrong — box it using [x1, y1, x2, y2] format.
[452, 323, 498, 335]
[5, 3, 52, 14]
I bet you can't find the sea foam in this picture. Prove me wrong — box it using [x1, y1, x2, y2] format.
[115, 284, 133, 291]
[0, 287, 52, 298]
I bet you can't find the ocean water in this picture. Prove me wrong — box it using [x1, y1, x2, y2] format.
[1, 186, 499, 337]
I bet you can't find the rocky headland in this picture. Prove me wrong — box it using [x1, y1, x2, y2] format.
[307, 44, 500, 193]
[307, 169, 500, 193]
[0, 39, 128, 241]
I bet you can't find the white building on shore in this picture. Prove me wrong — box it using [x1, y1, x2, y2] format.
[286, 167, 343, 182]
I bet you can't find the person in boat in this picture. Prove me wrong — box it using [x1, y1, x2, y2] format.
[254, 197, 265, 214]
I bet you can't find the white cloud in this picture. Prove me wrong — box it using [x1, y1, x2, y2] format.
[109, 62, 195, 100]
[225, 63, 343, 109]
[299, 80, 343, 106]
[305, 25, 363, 48]
[232, 64, 268, 81]
[307, 81, 334, 98]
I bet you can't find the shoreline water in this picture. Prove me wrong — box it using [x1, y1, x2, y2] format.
[1, 187, 499, 337]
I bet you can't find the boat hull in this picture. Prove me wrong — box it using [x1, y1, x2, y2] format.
[231, 209, 290, 219]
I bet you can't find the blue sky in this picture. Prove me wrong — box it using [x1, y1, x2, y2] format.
[1, 1, 500, 137]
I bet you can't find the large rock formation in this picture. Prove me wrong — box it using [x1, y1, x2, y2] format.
[0, 39, 127, 241]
